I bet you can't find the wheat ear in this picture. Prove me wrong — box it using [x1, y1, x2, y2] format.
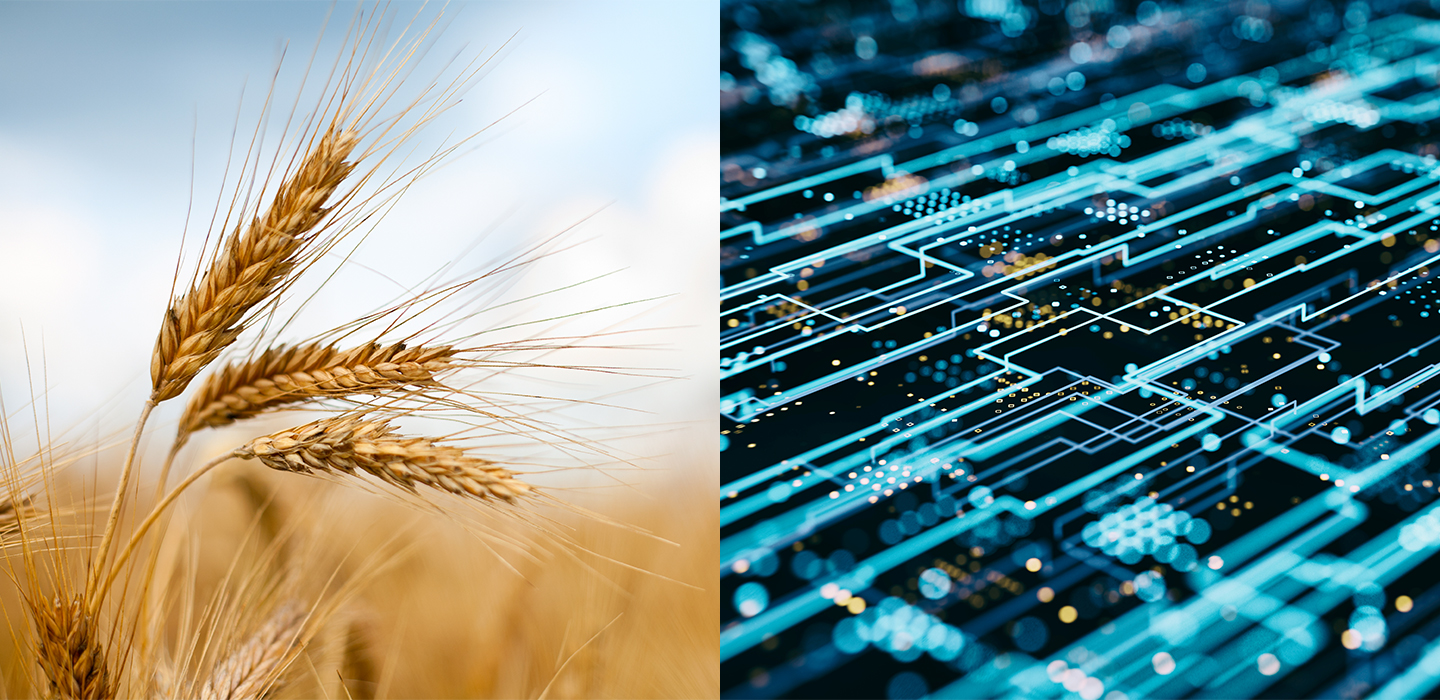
[31, 596, 112, 700]
[199, 601, 307, 700]
[175, 342, 455, 447]
[150, 127, 361, 403]
[233, 416, 532, 502]
[88, 127, 364, 609]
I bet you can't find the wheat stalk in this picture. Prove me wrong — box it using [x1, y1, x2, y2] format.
[7, 9, 602, 699]
[151, 127, 362, 403]
[30, 596, 112, 700]
[233, 416, 532, 502]
[175, 342, 455, 447]
[199, 601, 307, 700]
[87, 125, 367, 610]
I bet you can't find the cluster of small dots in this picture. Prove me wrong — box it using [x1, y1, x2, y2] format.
[828, 459, 925, 502]
[1085, 199, 1151, 225]
[1301, 99, 1380, 129]
[796, 90, 964, 139]
[831, 595, 971, 663]
[875, 90, 965, 127]
[1387, 157, 1440, 178]
[1152, 119, 1213, 140]
[901, 353, 968, 387]
[1048, 125, 1131, 157]
[894, 188, 989, 220]
[1399, 268, 1438, 317]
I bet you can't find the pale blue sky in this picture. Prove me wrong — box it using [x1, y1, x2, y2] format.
[0, 1, 717, 443]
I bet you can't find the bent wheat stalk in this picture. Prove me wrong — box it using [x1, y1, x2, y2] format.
[199, 601, 307, 700]
[234, 416, 533, 502]
[101, 415, 532, 605]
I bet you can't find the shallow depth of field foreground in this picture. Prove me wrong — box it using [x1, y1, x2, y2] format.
[0, 2, 717, 698]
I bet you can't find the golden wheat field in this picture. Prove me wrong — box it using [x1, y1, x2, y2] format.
[0, 2, 717, 698]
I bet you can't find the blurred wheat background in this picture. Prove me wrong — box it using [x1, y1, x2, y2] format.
[0, 1, 717, 698]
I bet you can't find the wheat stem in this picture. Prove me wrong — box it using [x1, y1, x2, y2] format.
[154, 442, 183, 502]
[95, 451, 232, 611]
[85, 398, 156, 615]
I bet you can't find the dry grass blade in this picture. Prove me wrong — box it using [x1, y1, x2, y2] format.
[233, 416, 532, 502]
[176, 342, 455, 447]
[151, 127, 362, 403]
[199, 601, 307, 700]
[30, 596, 112, 700]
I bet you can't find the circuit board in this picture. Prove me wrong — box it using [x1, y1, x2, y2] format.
[721, 1, 1440, 698]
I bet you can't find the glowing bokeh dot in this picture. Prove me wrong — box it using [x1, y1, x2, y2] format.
[1341, 629, 1361, 650]
[1059, 605, 1078, 623]
[919, 568, 953, 599]
[734, 582, 769, 618]
[1257, 653, 1280, 676]
[1152, 651, 1175, 675]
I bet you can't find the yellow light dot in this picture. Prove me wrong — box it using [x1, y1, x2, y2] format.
[1026, 558, 1043, 572]
[1037, 587, 1055, 603]
[847, 597, 866, 614]
[727, 318, 739, 327]
[733, 559, 750, 574]
[1341, 629, 1361, 649]
[832, 359, 841, 366]
[1397, 596, 1414, 613]
[1059, 605, 1078, 623]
